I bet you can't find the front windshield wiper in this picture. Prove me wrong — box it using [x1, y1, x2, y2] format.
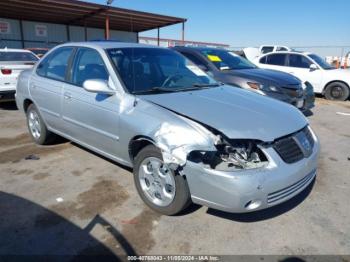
[133, 83, 222, 95]
[132, 86, 178, 95]
[192, 83, 222, 88]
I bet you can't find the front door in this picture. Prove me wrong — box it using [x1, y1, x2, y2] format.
[61, 47, 121, 157]
[285, 54, 323, 93]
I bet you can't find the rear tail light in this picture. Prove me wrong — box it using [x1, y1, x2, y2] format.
[1, 69, 12, 75]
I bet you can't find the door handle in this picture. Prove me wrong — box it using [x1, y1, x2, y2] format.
[64, 92, 72, 100]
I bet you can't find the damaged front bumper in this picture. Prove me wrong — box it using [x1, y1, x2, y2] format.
[182, 138, 320, 213]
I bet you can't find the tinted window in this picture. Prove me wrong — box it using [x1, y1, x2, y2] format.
[259, 56, 267, 64]
[0, 52, 38, 62]
[261, 47, 274, 54]
[199, 49, 257, 70]
[181, 52, 207, 68]
[71, 48, 108, 87]
[107, 48, 217, 94]
[288, 54, 312, 68]
[265, 54, 287, 66]
[277, 47, 288, 51]
[37, 47, 73, 81]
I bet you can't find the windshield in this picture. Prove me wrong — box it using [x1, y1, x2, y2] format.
[308, 54, 335, 70]
[0, 51, 38, 62]
[107, 48, 219, 94]
[199, 49, 257, 70]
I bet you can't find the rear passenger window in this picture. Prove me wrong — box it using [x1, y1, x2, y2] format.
[259, 56, 267, 64]
[37, 47, 73, 81]
[265, 54, 287, 66]
[71, 48, 109, 87]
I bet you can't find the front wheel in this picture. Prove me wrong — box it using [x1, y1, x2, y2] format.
[324, 82, 350, 101]
[133, 145, 191, 215]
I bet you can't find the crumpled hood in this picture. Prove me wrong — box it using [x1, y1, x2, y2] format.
[225, 68, 301, 87]
[141, 86, 307, 142]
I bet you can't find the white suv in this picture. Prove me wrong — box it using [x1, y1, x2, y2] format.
[254, 51, 350, 101]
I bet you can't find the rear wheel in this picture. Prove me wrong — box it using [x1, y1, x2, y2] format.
[26, 104, 57, 145]
[324, 82, 350, 101]
[133, 145, 191, 215]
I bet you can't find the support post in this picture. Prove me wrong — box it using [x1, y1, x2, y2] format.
[84, 21, 88, 41]
[157, 27, 160, 46]
[182, 22, 185, 44]
[19, 20, 24, 48]
[66, 24, 70, 42]
[105, 13, 110, 40]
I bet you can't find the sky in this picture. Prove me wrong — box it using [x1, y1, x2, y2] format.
[86, 0, 350, 56]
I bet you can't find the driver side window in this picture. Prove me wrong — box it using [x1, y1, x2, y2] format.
[71, 48, 109, 87]
[288, 54, 312, 69]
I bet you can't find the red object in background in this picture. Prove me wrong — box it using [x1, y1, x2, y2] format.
[1, 69, 12, 75]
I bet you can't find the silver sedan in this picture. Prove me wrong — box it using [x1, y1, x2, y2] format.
[16, 42, 319, 215]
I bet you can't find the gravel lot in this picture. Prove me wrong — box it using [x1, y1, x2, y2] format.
[0, 98, 349, 260]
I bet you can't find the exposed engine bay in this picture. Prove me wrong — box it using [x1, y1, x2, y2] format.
[188, 136, 269, 171]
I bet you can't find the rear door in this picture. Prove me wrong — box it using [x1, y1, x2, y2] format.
[61, 47, 121, 157]
[30, 47, 74, 131]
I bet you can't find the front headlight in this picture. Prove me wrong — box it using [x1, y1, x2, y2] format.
[247, 82, 281, 93]
[189, 139, 269, 172]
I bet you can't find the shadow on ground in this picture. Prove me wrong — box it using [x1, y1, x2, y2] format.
[207, 179, 315, 222]
[0, 191, 136, 260]
[0, 101, 18, 111]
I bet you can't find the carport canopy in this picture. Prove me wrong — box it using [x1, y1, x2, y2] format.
[0, 0, 187, 33]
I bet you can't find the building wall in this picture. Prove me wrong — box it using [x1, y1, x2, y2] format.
[0, 17, 137, 49]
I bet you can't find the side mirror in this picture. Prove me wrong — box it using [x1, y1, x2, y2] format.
[310, 64, 318, 71]
[83, 79, 115, 95]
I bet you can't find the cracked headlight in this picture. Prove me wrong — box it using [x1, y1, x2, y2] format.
[188, 139, 269, 172]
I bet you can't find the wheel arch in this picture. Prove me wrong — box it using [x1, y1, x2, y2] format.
[128, 135, 156, 163]
[23, 98, 34, 113]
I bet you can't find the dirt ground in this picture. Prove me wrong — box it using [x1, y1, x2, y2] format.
[0, 98, 349, 261]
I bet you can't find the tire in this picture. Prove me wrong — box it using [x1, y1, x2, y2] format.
[324, 82, 350, 101]
[26, 104, 57, 145]
[133, 145, 191, 215]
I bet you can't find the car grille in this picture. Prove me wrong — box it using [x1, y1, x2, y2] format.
[273, 127, 314, 164]
[267, 169, 316, 204]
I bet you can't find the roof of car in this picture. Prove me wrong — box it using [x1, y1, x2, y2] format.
[0, 48, 33, 53]
[260, 50, 312, 56]
[173, 46, 227, 52]
[59, 41, 161, 50]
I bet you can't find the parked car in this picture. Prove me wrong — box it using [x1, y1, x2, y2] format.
[0, 48, 39, 102]
[26, 48, 49, 58]
[16, 42, 319, 215]
[173, 46, 314, 111]
[253, 51, 350, 101]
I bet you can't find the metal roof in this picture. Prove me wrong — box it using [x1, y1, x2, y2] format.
[0, 0, 187, 33]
